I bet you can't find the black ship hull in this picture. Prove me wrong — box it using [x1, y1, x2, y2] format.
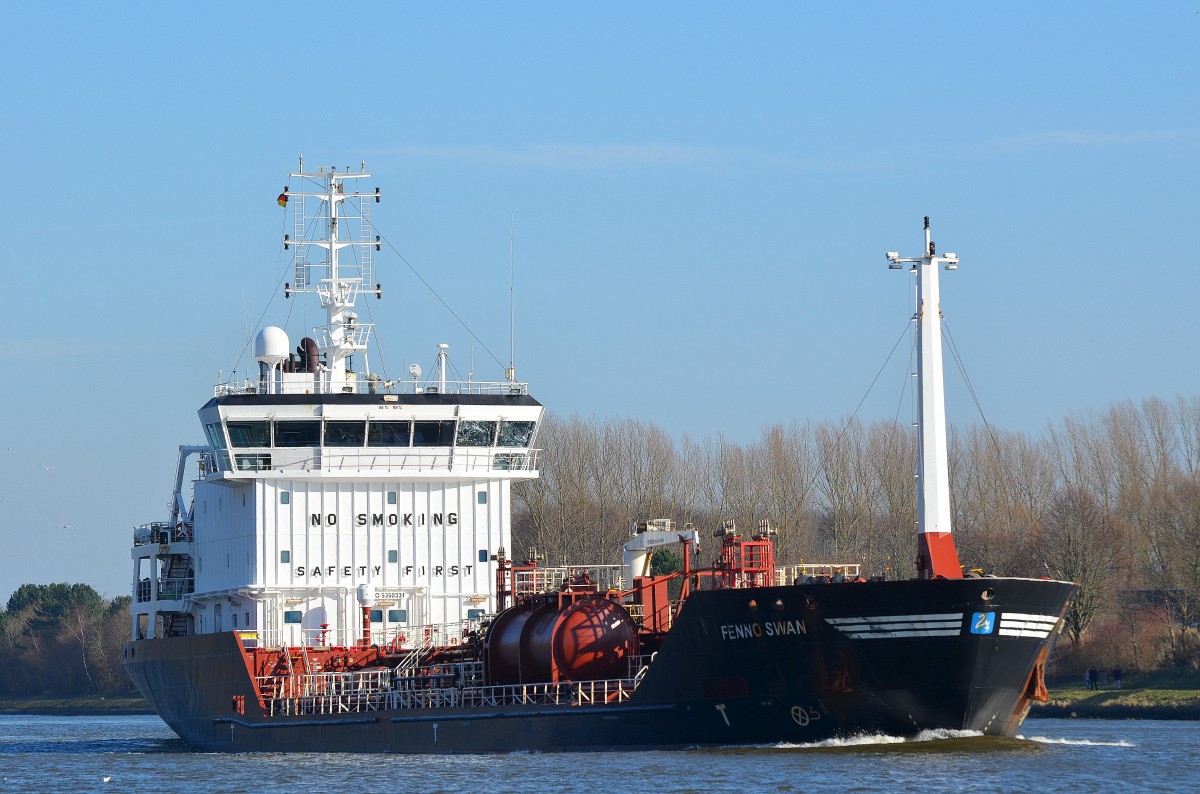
[123, 576, 1076, 753]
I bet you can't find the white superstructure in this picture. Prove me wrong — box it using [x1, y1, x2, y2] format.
[131, 162, 542, 647]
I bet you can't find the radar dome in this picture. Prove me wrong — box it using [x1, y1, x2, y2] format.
[255, 326, 290, 366]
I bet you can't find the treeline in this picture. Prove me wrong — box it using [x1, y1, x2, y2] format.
[3, 397, 1196, 697]
[0, 584, 132, 696]
[513, 396, 1200, 672]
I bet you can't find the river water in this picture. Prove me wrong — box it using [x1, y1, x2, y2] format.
[1, 715, 1195, 793]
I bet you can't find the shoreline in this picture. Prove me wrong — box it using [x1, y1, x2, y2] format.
[1032, 670, 1200, 721]
[0, 696, 152, 717]
[1031, 701, 1200, 720]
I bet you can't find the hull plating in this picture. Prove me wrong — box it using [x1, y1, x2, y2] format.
[123, 576, 1076, 753]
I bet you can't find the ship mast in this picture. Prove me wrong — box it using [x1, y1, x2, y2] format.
[284, 159, 381, 394]
[886, 217, 963, 580]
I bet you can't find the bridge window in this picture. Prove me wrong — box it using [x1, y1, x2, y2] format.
[283, 610, 302, 624]
[324, 421, 366, 446]
[227, 421, 269, 448]
[368, 421, 412, 447]
[205, 423, 228, 450]
[369, 609, 383, 623]
[456, 420, 497, 447]
[274, 421, 321, 447]
[235, 454, 271, 471]
[413, 420, 455, 446]
[498, 421, 536, 447]
[388, 609, 407, 622]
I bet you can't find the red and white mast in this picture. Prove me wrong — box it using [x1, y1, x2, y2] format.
[887, 217, 963, 579]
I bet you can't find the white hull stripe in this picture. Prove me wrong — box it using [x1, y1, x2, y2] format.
[998, 613, 1060, 640]
[826, 613, 964, 639]
[1002, 612, 1061, 624]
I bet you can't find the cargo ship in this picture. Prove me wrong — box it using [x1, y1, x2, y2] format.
[123, 162, 1078, 752]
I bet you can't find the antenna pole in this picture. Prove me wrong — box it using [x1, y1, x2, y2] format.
[508, 213, 516, 382]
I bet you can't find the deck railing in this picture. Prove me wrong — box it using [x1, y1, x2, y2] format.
[775, 563, 862, 584]
[256, 672, 640, 717]
[513, 565, 625, 598]
[247, 619, 481, 651]
[215, 378, 530, 398]
[216, 447, 540, 476]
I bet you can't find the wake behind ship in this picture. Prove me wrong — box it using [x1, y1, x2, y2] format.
[124, 163, 1078, 753]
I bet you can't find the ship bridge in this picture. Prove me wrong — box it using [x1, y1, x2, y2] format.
[198, 389, 542, 479]
[130, 161, 544, 648]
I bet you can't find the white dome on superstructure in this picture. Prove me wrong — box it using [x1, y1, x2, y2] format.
[254, 326, 290, 366]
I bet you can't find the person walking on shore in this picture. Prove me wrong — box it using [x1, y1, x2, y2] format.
[1113, 667, 1122, 690]
[1088, 667, 1099, 691]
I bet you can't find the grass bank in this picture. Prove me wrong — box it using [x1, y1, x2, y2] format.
[0, 694, 151, 716]
[1034, 669, 1200, 720]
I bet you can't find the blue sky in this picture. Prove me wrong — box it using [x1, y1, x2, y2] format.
[1, 2, 1197, 603]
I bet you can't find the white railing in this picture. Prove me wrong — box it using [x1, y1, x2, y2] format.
[258, 669, 393, 716]
[255, 645, 655, 716]
[218, 447, 540, 475]
[133, 522, 192, 546]
[513, 565, 625, 598]
[247, 619, 481, 650]
[215, 378, 530, 398]
[155, 577, 194, 600]
[775, 563, 862, 584]
[458, 679, 636, 708]
[259, 676, 640, 717]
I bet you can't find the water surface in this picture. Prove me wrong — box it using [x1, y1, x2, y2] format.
[1, 715, 1195, 793]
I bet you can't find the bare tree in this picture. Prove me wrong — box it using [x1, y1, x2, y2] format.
[868, 421, 917, 579]
[757, 422, 819, 565]
[1040, 486, 1122, 643]
[1143, 478, 1200, 667]
[814, 419, 874, 561]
